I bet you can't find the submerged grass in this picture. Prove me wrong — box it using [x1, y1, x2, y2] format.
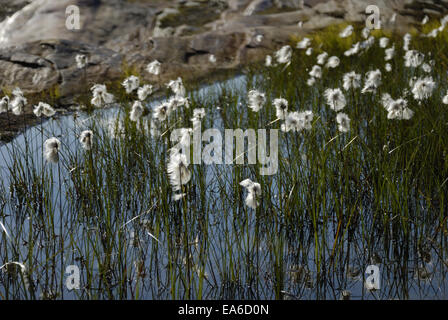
[1, 21, 448, 300]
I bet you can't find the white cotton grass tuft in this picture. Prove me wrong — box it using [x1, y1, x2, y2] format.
[274, 45, 292, 65]
[191, 108, 206, 127]
[344, 42, 360, 57]
[122, 75, 140, 94]
[10, 88, 27, 116]
[336, 113, 350, 133]
[130, 100, 146, 122]
[306, 47, 313, 56]
[247, 90, 266, 112]
[146, 60, 161, 75]
[324, 88, 346, 111]
[385, 45, 395, 61]
[309, 65, 322, 79]
[404, 50, 425, 68]
[44, 137, 61, 163]
[411, 76, 436, 101]
[91, 84, 115, 107]
[385, 63, 392, 72]
[0, 96, 9, 113]
[33, 102, 56, 118]
[167, 150, 191, 192]
[325, 56, 340, 69]
[79, 130, 93, 150]
[403, 33, 412, 51]
[239, 178, 261, 209]
[137, 84, 153, 101]
[382, 96, 414, 120]
[421, 63, 432, 73]
[361, 27, 370, 39]
[317, 52, 328, 65]
[209, 54, 217, 63]
[273, 98, 288, 120]
[166, 77, 186, 98]
[296, 37, 311, 49]
[153, 102, 171, 121]
[281, 111, 313, 132]
[361, 69, 382, 94]
[442, 91, 448, 105]
[75, 54, 88, 69]
[265, 55, 272, 67]
[307, 77, 316, 86]
[339, 25, 354, 38]
[379, 37, 389, 48]
[422, 15, 429, 25]
[342, 72, 361, 91]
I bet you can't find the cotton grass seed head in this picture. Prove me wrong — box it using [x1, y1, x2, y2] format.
[247, 90, 266, 112]
[44, 137, 61, 163]
[146, 60, 161, 75]
[33, 102, 56, 118]
[324, 88, 346, 111]
[79, 130, 93, 150]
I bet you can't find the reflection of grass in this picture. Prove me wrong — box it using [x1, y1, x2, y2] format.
[1, 20, 448, 300]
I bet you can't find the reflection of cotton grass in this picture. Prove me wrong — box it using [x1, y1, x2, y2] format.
[33, 102, 56, 117]
[44, 137, 61, 163]
[209, 54, 217, 63]
[79, 130, 93, 150]
[239, 179, 261, 209]
[343, 72, 361, 91]
[324, 88, 346, 111]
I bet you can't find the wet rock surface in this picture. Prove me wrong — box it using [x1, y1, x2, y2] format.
[0, 0, 446, 131]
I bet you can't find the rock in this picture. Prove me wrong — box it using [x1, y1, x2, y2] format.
[0, 0, 447, 106]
